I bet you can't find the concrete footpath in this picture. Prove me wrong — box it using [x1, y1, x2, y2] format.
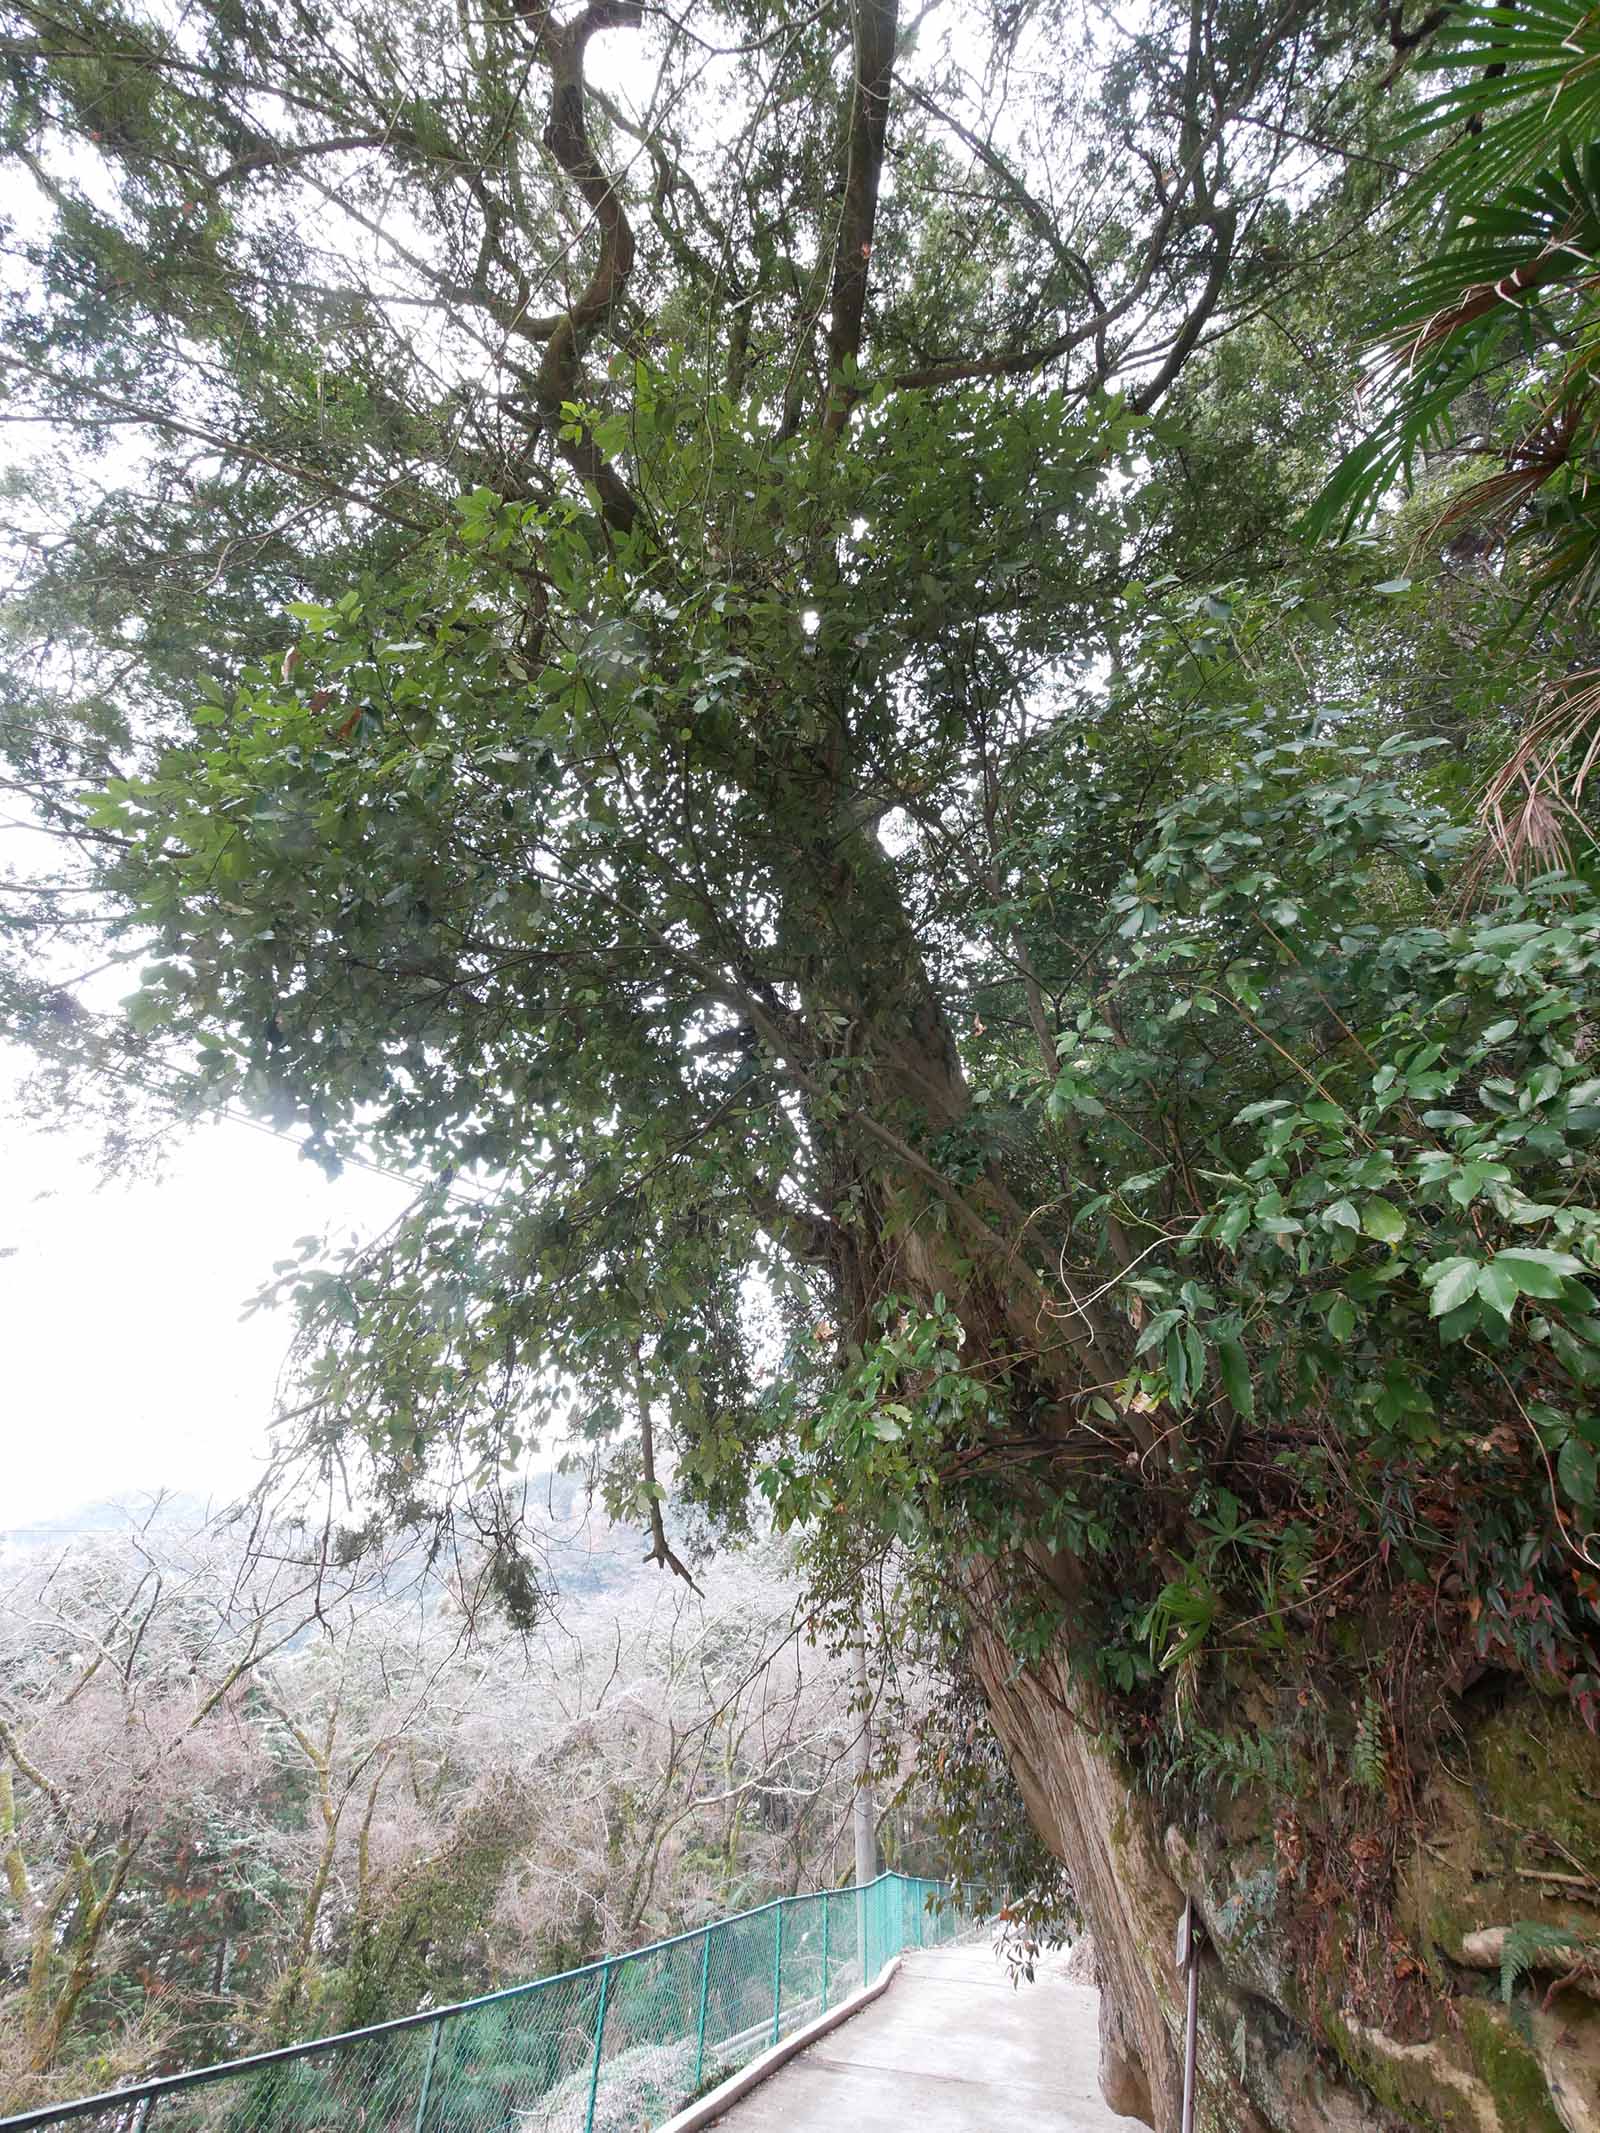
[705, 1941, 1132, 2132]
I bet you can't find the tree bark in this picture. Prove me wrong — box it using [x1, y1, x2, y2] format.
[968, 1612, 1179, 2127]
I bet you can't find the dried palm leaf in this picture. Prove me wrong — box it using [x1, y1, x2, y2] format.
[1478, 668, 1600, 875]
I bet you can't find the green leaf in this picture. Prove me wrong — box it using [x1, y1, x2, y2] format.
[1217, 1338, 1255, 1420]
[1425, 1256, 1480, 1315]
[1476, 1264, 1518, 1320]
[1327, 1297, 1357, 1341]
[1166, 1326, 1190, 1407]
[124, 989, 169, 1035]
[1500, 1924, 1585, 2007]
[1135, 1309, 1182, 1358]
[1494, 1249, 1585, 1299]
[1216, 1200, 1252, 1250]
[1362, 1199, 1407, 1244]
[1558, 1434, 1598, 1509]
[1183, 1321, 1206, 1391]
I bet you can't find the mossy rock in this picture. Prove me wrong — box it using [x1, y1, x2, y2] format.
[1397, 1687, 1600, 1971]
[1460, 2000, 1567, 2133]
[1474, 1699, 1600, 1866]
[1329, 1999, 1563, 2133]
[1531, 1988, 1600, 2133]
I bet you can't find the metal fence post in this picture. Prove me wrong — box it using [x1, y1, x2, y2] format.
[693, 1928, 712, 2092]
[583, 1962, 613, 2133]
[820, 1895, 830, 2013]
[770, 1904, 784, 2045]
[411, 2015, 442, 2133]
[1176, 1896, 1201, 2133]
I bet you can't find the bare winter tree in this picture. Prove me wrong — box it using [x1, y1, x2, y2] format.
[0, 1520, 917, 2106]
[0, 1518, 398, 2098]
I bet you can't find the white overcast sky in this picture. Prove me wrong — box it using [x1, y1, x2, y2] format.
[1, 1055, 412, 1532]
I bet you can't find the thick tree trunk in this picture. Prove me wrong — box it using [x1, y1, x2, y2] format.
[967, 1606, 1185, 2126]
[792, 847, 1201, 2111]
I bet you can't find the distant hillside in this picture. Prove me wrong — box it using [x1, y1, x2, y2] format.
[0, 1490, 217, 1553]
[0, 1474, 686, 1604]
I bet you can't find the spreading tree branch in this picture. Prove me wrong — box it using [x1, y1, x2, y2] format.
[514, 0, 646, 533]
[633, 1342, 704, 1591]
[821, 0, 900, 439]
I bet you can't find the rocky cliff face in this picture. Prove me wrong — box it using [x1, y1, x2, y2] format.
[971, 1630, 1600, 2133]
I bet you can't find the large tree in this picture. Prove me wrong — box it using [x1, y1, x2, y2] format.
[6, 0, 1600, 2124]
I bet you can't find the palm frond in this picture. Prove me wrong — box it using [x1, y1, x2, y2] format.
[1480, 667, 1600, 873]
[1307, 146, 1600, 544]
[1403, 0, 1600, 199]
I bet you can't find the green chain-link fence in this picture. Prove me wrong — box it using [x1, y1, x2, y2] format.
[1, 1873, 982, 2133]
